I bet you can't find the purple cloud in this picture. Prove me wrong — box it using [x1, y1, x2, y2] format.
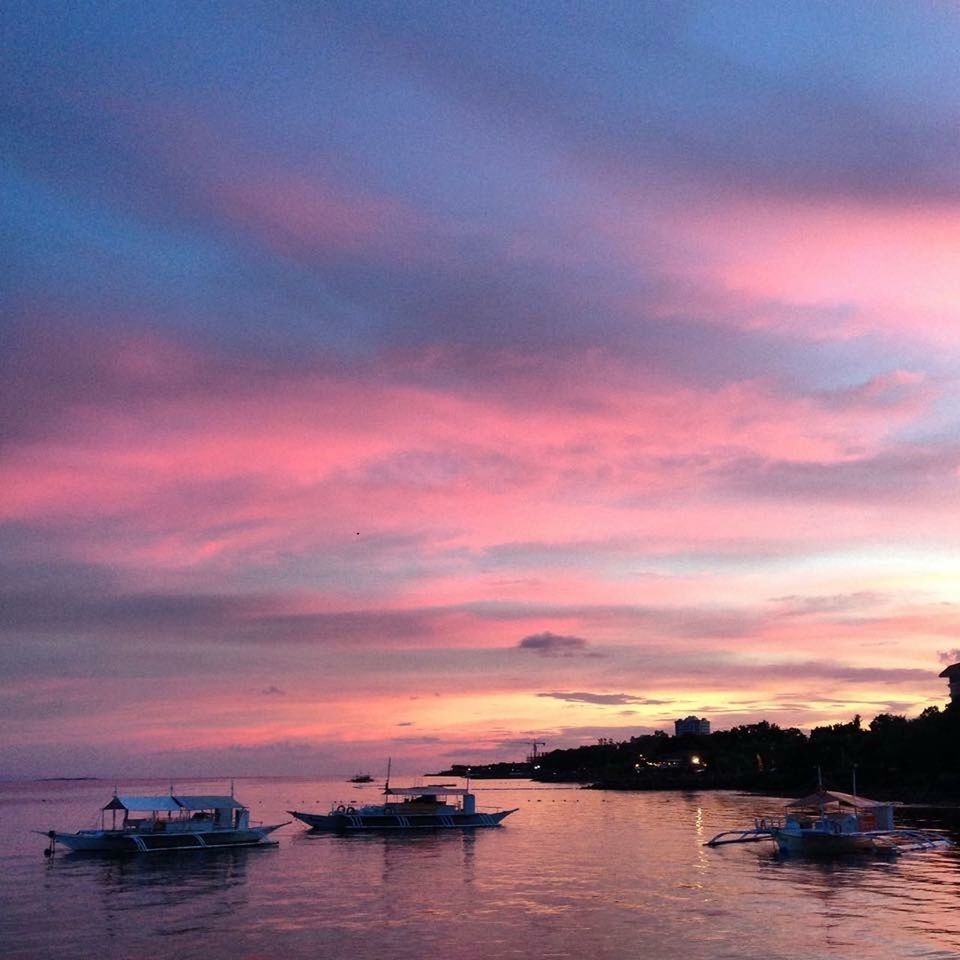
[710, 447, 960, 504]
[517, 632, 592, 657]
[538, 692, 673, 707]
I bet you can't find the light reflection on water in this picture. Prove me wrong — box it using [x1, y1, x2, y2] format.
[3, 778, 960, 959]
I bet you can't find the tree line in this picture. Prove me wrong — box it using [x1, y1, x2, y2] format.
[530, 703, 960, 799]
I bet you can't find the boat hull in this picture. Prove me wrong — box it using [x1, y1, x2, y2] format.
[771, 828, 877, 856]
[288, 808, 517, 831]
[707, 787, 954, 857]
[770, 828, 951, 857]
[51, 825, 284, 854]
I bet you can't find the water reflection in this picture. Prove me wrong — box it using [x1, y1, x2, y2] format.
[292, 826, 484, 887]
[52, 845, 255, 899]
[39, 846, 268, 952]
[752, 836, 960, 958]
[7, 781, 960, 960]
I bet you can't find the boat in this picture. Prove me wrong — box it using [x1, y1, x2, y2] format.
[706, 788, 953, 856]
[288, 782, 518, 832]
[348, 773, 374, 783]
[40, 791, 289, 855]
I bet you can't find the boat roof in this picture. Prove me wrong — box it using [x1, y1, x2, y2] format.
[786, 789, 890, 810]
[385, 786, 470, 797]
[103, 795, 245, 812]
[104, 796, 182, 812]
[175, 795, 246, 810]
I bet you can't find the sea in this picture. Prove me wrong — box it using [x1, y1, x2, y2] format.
[3, 777, 960, 960]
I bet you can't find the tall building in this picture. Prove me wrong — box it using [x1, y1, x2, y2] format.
[939, 662, 960, 704]
[675, 715, 711, 736]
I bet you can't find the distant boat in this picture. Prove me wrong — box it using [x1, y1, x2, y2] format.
[348, 773, 374, 783]
[706, 788, 952, 856]
[40, 791, 288, 855]
[289, 782, 518, 832]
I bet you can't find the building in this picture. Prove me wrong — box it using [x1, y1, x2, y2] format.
[939, 662, 960, 704]
[674, 715, 711, 736]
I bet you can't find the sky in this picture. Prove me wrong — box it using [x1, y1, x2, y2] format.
[3, 1, 960, 779]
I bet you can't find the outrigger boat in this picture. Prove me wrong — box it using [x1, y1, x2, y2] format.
[40, 791, 288, 855]
[706, 788, 952, 857]
[289, 781, 518, 832]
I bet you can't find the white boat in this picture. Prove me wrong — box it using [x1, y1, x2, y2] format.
[289, 783, 518, 832]
[707, 788, 952, 856]
[42, 792, 288, 854]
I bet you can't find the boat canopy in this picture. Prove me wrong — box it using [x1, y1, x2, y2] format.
[786, 790, 889, 810]
[102, 795, 245, 812]
[386, 786, 469, 797]
[175, 796, 246, 810]
[104, 796, 182, 812]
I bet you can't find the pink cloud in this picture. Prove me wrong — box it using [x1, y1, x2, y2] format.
[703, 200, 960, 343]
[8, 4, 960, 779]
[1, 326, 949, 579]
[585, 177, 960, 346]
[4, 323, 957, 780]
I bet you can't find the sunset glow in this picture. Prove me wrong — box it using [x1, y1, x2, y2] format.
[3, 1, 960, 778]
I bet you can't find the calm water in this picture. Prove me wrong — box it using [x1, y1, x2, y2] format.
[3, 778, 960, 960]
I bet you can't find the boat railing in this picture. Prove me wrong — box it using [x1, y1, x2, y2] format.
[123, 809, 258, 832]
[754, 816, 783, 830]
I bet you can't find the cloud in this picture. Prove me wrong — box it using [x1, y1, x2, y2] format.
[3, 0, 960, 778]
[0, 588, 440, 647]
[818, 371, 930, 414]
[539, 723, 664, 743]
[517, 632, 591, 657]
[770, 593, 888, 618]
[710, 446, 960, 504]
[387, 735, 442, 746]
[321, 1, 960, 205]
[538, 691, 673, 707]
[763, 662, 933, 686]
[938, 650, 960, 665]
